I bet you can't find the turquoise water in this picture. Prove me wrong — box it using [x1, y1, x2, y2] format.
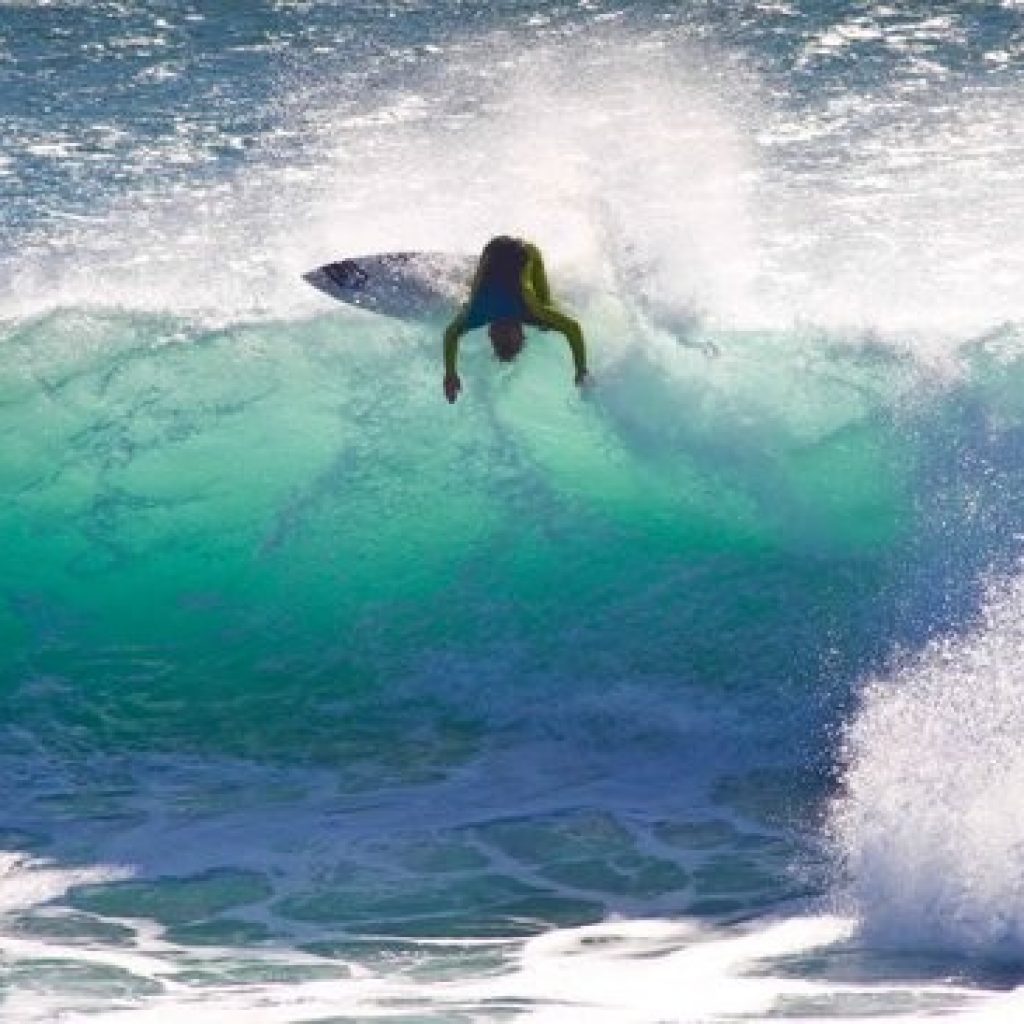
[4, 2, 1024, 1021]
[1, 309, 977, 768]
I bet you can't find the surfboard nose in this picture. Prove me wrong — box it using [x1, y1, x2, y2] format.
[302, 252, 475, 321]
[324, 260, 370, 290]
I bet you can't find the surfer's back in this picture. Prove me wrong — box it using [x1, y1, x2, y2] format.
[479, 236, 528, 293]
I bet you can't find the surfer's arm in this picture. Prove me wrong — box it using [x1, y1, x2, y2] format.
[521, 245, 587, 381]
[538, 308, 588, 384]
[442, 251, 491, 377]
[443, 310, 468, 376]
[442, 310, 468, 403]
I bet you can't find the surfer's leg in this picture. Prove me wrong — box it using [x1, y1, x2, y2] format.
[527, 245, 553, 306]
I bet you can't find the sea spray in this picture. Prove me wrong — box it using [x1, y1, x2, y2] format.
[833, 571, 1024, 959]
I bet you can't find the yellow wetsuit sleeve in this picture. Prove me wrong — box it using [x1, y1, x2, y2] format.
[443, 251, 494, 376]
[443, 309, 467, 376]
[520, 245, 588, 377]
[525, 242, 553, 305]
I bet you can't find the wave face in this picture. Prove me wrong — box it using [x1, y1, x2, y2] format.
[4, 307, 1020, 762]
[5, 1, 1024, 1020]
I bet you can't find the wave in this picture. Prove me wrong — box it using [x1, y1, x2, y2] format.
[2, 306, 1022, 771]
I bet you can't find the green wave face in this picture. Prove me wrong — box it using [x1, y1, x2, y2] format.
[1, 308, 1015, 762]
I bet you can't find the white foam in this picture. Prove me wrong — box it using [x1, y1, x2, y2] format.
[0, 851, 130, 914]
[833, 569, 1024, 958]
[13, 912, 1011, 1024]
[7, 22, 1024, 349]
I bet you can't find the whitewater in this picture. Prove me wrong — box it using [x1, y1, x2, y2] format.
[3, 1, 1024, 1020]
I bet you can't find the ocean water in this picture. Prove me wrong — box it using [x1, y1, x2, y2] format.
[3, 1, 1024, 1020]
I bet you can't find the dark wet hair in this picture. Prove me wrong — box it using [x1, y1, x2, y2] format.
[489, 319, 525, 362]
[481, 236, 528, 293]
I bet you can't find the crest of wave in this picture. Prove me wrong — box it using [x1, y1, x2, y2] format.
[832, 570, 1024, 958]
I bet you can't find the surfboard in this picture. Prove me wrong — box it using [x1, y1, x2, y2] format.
[303, 252, 474, 322]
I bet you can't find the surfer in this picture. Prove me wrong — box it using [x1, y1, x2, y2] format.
[442, 237, 589, 403]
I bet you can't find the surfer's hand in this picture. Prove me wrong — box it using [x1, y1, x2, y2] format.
[444, 373, 462, 404]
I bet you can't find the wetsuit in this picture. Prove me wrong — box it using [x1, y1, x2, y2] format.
[443, 240, 587, 380]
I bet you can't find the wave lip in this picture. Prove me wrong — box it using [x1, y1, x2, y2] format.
[832, 571, 1024, 961]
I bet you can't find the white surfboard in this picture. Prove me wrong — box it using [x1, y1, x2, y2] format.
[303, 252, 474, 322]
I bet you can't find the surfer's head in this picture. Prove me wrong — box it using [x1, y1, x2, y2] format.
[489, 319, 525, 362]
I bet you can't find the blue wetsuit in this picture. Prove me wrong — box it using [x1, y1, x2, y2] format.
[461, 286, 534, 331]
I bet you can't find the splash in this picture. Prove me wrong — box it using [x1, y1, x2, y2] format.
[833, 571, 1024, 959]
